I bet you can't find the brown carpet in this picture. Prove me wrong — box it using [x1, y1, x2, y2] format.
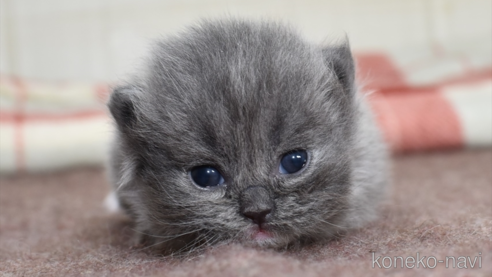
[1, 149, 491, 277]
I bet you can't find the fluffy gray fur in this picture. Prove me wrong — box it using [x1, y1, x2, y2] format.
[107, 19, 388, 254]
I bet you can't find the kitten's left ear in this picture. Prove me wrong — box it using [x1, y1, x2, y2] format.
[322, 42, 355, 95]
[107, 85, 140, 130]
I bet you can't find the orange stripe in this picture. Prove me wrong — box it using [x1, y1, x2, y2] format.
[368, 90, 464, 153]
[355, 52, 407, 91]
[11, 76, 27, 172]
[95, 83, 110, 103]
[379, 68, 492, 95]
[354, 52, 492, 94]
[0, 110, 106, 123]
[1, 74, 110, 90]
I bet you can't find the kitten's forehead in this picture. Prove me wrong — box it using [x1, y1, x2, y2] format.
[140, 21, 344, 164]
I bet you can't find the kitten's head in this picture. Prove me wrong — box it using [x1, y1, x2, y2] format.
[108, 19, 357, 253]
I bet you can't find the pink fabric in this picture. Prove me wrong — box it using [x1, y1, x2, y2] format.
[356, 52, 491, 153]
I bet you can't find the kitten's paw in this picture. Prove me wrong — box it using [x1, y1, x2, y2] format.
[103, 191, 121, 213]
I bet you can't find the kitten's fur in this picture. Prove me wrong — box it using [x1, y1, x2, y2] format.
[107, 19, 387, 254]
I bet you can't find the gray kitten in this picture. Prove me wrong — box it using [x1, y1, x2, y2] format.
[107, 19, 387, 254]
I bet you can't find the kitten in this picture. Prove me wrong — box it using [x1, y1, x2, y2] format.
[107, 19, 387, 254]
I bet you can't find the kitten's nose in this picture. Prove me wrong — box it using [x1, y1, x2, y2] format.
[240, 186, 274, 225]
[243, 208, 272, 225]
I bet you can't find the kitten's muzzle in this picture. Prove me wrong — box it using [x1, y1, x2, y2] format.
[239, 186, 274, 226]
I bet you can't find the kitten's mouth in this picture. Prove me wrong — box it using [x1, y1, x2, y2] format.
[253, 229, 273, 241]
[242, 225, 293, 248]
[249, 225, 274, 241]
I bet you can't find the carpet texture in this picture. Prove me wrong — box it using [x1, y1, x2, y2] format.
[1, 149, 491, 276]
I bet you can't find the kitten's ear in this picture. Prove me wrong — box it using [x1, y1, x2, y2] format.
[322, 42, 355, 94]
[108, 85, 139, 129]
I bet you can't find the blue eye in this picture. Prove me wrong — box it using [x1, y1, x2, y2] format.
[279, 150, 308, 174]
[190, 166, 225, 188]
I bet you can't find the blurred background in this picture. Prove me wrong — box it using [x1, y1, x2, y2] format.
[1, 0, 491, 174]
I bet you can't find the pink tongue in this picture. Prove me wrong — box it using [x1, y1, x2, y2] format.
[254, 230, 272, 240]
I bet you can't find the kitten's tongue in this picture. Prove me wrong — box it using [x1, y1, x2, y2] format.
[253, 230, 273, 241]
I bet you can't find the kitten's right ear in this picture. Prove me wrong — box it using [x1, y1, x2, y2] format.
[107, 86, 138, 129]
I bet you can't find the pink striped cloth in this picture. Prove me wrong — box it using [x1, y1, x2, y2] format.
[357, 52, 492, 153]
[0, 76, 110, 173]
[1, 47, 491, 173]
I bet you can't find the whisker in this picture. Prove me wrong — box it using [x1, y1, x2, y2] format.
[131, 227, 201, 240]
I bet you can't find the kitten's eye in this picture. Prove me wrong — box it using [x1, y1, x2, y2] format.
[190, 166, 225, 188]
[279, 150, 308, 174]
